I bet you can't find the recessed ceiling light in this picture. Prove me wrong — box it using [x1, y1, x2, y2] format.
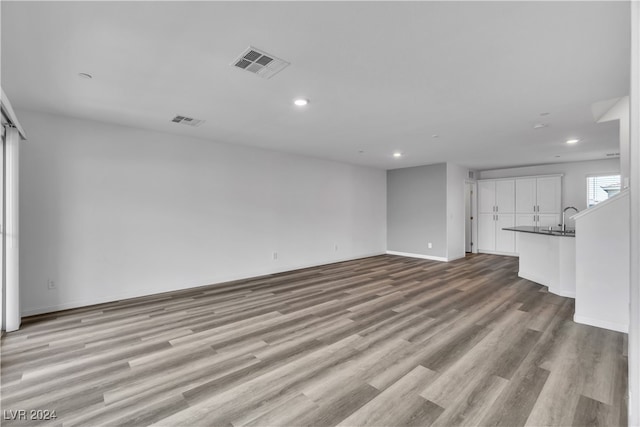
[393, 152, 403, 158]
[533, 123, 547, 129]
[566, 139, 579, 144]
[78, 73, 93, 79]
[294, 98, 308, 107]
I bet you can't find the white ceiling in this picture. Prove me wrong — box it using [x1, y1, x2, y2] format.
[1, 1, 630, 170]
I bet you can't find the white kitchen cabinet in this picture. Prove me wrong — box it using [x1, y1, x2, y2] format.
[477, 212, 515, 254]
[477, 178, 516, 255]
[478, 181, 496, 214]
[537, 213, 560, 228]
[516, 176, 561, 215]
[495, 214, 516, 253]
[478, 213, 496, 252]
[515, 178, 537, 213]
[479, 175, 561, 256]
[515, 175, 561, 227]
[495, 180, 515, 213]
[535, 176, 562, 213]
[478, 179, 515, 214]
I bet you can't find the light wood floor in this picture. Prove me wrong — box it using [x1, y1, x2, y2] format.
[1, 254, 627, 426]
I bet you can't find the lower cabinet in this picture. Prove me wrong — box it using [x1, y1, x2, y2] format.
[478, 213, 515, 254]
[514, 213, 560, 253]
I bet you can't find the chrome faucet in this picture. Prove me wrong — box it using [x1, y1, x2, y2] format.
[561, 206, 579, 231]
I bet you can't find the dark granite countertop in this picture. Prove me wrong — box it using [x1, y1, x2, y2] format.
[502, 225, 576, 237]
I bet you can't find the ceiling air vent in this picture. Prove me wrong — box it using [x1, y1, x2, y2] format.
[232, 46, 290, 79]
[171, 115, 205, 127]
[606, 152, 620, 157]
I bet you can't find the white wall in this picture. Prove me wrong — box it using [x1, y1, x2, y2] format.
[19, 110, 387, 315]
[597, 97, 630, 190]
[574, 191, 629, 333]
[479, 159, 620, 214]
[629, 1, 639, 423]
[446, 163, 469, 261]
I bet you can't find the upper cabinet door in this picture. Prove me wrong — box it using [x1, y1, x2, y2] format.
[478, 181, 495, 213]
[536, 176, 561, 213]
[515, 178, 536, 213]
[495, 179, 515, 213]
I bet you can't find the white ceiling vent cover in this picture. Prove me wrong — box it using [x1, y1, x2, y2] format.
[232, 46, 290, 79]
[171, 115, 205, 127]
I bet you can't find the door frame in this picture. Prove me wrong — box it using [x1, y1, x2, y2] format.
[465, 180, 478, 254]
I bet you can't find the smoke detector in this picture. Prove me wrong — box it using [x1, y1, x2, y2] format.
[171, 115, 205, 127]
[232, 46, 290, 79]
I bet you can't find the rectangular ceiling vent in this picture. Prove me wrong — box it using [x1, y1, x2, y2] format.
[232, 46, 290, 79]
[171, 115, 205, 127]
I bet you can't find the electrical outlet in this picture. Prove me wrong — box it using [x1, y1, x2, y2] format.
[428, 242, 433, 249]
[47, 279, 56, 290]
[272, 252, 278, 260]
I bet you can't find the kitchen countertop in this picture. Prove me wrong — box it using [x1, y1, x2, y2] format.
[502, 225, 576, 237]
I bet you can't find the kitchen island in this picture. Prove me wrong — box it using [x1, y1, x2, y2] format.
[502, 226, 576, 298]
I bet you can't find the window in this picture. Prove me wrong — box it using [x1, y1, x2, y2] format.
[587, 174, 621, 208]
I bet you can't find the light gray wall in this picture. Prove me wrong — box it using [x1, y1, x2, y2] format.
[19, 110, 387, 315]
[387, 163, 447, 258]
[478, 159, 620, 213]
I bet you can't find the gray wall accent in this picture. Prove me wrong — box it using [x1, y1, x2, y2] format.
[387, 163, 447, 257]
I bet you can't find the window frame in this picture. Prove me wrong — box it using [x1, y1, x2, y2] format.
[586, 172, 622, 208]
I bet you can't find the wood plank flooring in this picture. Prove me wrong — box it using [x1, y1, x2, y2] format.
[0, 254, 628, 426]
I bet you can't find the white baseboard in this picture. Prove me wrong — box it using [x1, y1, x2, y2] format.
[386, 250, 449, 262]
[573, 314, 629, 333]
[518, 271, 549, 287]
[551, 290, 576, 299]
[479, 250, 519, 257]
[519, 271, 575, 299]
[21, 251, 386, 317]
